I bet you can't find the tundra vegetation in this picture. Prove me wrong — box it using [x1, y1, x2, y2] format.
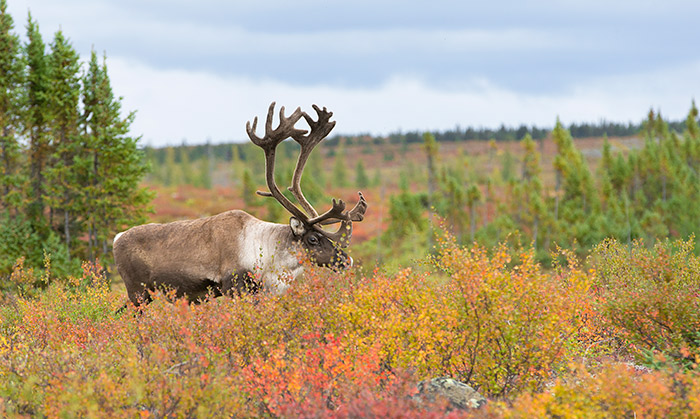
[3, 2, 700, 417]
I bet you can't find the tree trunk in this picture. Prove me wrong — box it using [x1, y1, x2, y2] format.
[470, 203, 476, 243]
[554, 172, 561, 221]
[662, 173, 667, 202]
[533, 216, 539, 250]
[64, 210, 70, 253]
[376, 181, 384, 264]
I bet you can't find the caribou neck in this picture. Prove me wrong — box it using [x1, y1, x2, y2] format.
[239, 220, 303, 294]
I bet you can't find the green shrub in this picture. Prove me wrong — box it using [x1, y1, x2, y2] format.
[0, 212, 79, 286]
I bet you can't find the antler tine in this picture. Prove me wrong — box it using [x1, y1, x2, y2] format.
[246, 102, 309, 222]
[287, 104, 337, 218]
[307, 198, 347, 226]
[245, 116, 260, 142]
[264, 102, 275, 138]
[347, 192, 368, 222]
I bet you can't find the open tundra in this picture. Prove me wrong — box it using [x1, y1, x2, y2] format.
[113, 102, 367, 306]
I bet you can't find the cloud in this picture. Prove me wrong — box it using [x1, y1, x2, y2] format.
[10, 0, 697, 92]
[108, 56, 700, 147]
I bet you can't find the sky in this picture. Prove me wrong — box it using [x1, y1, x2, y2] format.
[5, 0, 700, 147]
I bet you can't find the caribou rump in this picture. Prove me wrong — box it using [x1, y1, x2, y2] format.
[113, 102, 367, 306]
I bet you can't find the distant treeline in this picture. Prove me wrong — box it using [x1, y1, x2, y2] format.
[338, 118, 686, 145]
[145, 117, 687, 163]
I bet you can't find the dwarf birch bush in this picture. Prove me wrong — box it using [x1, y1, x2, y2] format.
[334, 234, 592, 398]
[433, 236, 591, 396]
[592, 237, 700, 366]
[499, 362, 700, 418]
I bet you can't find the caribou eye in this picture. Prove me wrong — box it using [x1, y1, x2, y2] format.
[307, 235, 319, 246]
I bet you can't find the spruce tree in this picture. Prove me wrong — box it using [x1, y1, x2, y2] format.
[436, 168, 467, 241]
[197, 145, 212, 189]
[24, 13, 51, 221]
[241, 167, 259, 208]
[685, 100, 699, 141]
[332, 142, 349, 187]
[0, 0, 23, 215]
[355, 160, 369, 188]
[520, 134, 547, 249]
[423, 132, 438, 245]
[230, 144, 242, 186]
[164, 146, 178, 186]
[45, 29, 82, 252]
[306, 145, 325, 187]
[81, 51, 152, 260]
[551, 119, 599, 249]
[466, 184, 482, 243]
[179, 144, 193, 185]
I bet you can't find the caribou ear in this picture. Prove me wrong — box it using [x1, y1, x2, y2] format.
[289, 217, 306, 237]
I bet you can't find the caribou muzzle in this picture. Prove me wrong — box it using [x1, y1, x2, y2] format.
[328, 250, 353, 272]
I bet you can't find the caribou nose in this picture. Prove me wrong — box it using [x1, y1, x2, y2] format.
[331, 254, 353, 271]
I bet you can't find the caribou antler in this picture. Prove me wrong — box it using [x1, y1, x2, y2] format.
[246, 102, 308, 222]
[288, 104, 336, 217]
[247, 102, 367, 246]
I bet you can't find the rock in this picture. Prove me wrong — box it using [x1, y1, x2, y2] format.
[414, 377, 487, 410]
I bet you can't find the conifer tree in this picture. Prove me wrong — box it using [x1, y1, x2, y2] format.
[241, 167, 259, 208]
[306, 145, 325, 187]
[597, 136, 616, 213]
[179, 144, 193, 185]
[45, 30, 82, 252]
[551, 119, 599, 249]
[24, 13, 51, 221]
[197, 144, 212, 189]
[685, 100, 699, 141]
[264, 195, 284, 223]
[332, 142, 349, 187]
[0, 0, 23, 215]
[163, 146, 178, 186]
[423, 132, 438, 245]
[466, 184, 482, 243]
[355, 160, 369, 188]
[372, 167, 381, 187]
[500, 150, 514, 182]
[519, 134, 547, 248]
[81, 51, 152, 260]
[436, 168, 467, 241]
[423, 132, 438, 197]
[230, 144, 242, 186]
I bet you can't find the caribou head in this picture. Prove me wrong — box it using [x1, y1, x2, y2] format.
[246, 102, 367, 271]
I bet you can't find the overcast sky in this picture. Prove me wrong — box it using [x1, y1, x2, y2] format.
[6, 0, 700, 147]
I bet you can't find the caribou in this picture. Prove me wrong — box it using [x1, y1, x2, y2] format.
[113, 102, 367, 306]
